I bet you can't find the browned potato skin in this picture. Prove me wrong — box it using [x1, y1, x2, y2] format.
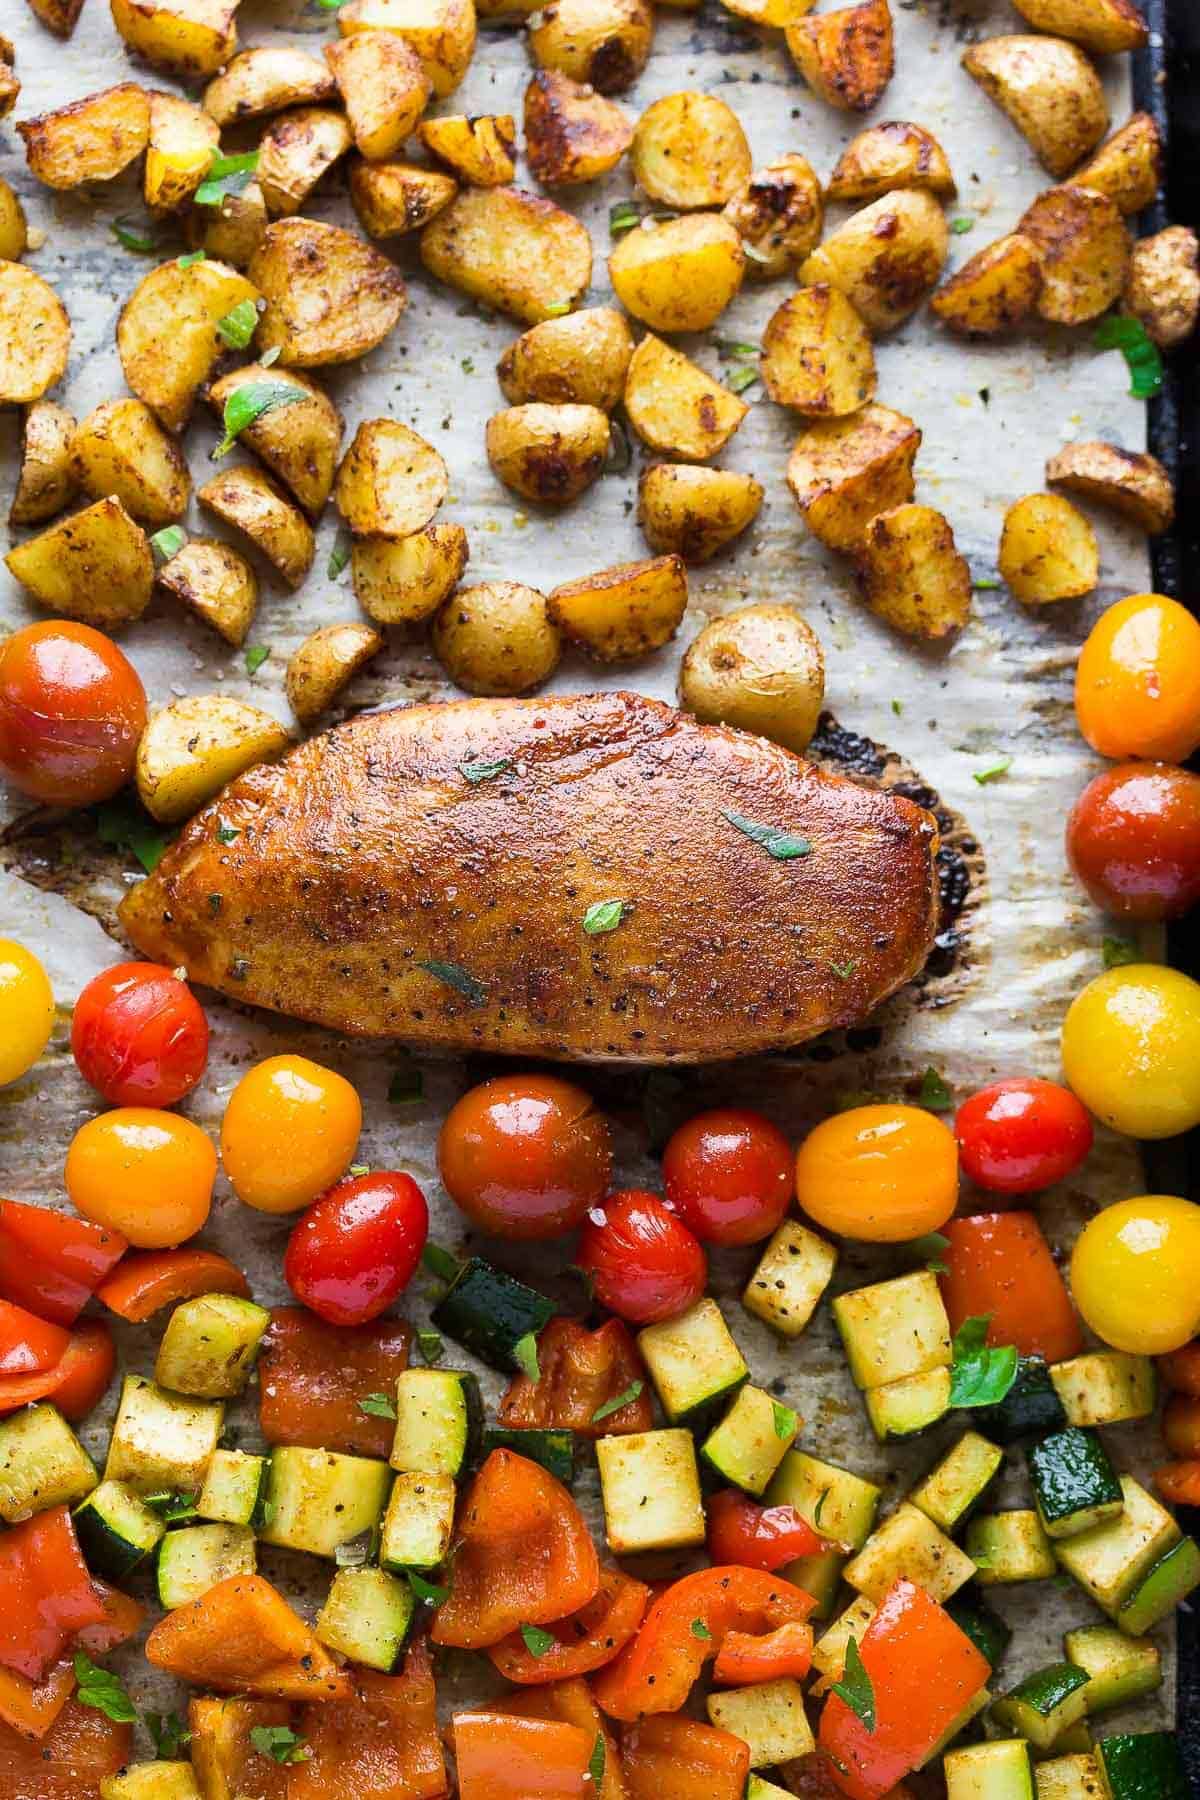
[0, 67, 18, 126]
[1046, 441, 1174, 536]
[9, 401, 78, 528]
[679, 603, 824, 752]
[286, 623, 386, 726]
[433, 580, 562, 695]
[486, 403, 610, 505]
[799, 191, 949, 333]
[786, 0, 894, 113]
[962, 36, 1108, 179]
[623, 333, 749, 462]
[353, 523, 470, 624]
[194, 182, 268, 270]
[929, 232, 1044, 335]
[498, 307, 633, 410]
[204, 48, 338, 127]
[827, 121, 955, 202]
[417, 115, 516, 186]
[335, 0, 477, 99]
[117, 257, 260, 431]
[998, 492, 1098, 604]
[249, 219, 408, 366]
[1124, 225, 1199, 349]
[136, 696, 292, 825]
[208, 365, 344, 518]
[0, 264, 71, 404]
[547, 555, 687, 663]
[855, 503, 972, 640]
[5, 497, 154, 630]
[350, 161, 457, 238]
[157, 537, 259, 645]
[258, 109, 355, 218]
[638, 464, 763, 564]
[110, 0, 239, 80]
[527, 0, 654, 94]
[198, 465, 317, 591]
[70, 397, 191, 528]
[335, 419, 449, 538]
[326, 33, 432, 163]
[1017, 184, 1130, 325]
[0, 179, 28, 262]
[630, 92, 751, 210]
[609, 214, 745, 333]
[420, 186, 592, 325]
[18, 83, 150, 190]
[24, 0, 86, 37]
[723, 155, 823, 279]
[786, 404, 920, 552]
[1073, 112, 1162, 216]
[761, 286, 877, 417]
[1009, 0, 1147, 55]
[524, 72, 632, 187]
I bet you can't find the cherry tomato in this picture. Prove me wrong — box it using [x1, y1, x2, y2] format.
[284, 1170, 429, 1326]
[1070, 1195, 1200, 1355]
[1075, 593, 1200, 765]
[1162, 1393, 1200, 1460]
[0, 621, 147, 807]
[706, 1488, 825, 1572]
[221, 1054, 362, 1215]
[71, 961, 209, 1108]
[575, 1190, 707, 1325]
[793, 1104, 958, 1243]
[0, 939, 55, 1086]
[65, 1107, 216, 1248]
[1061, 963, 1200, 1140]
[1066, 762, 1200, 922]
[662, 1108, 793, 1247]
[954, 1078, 1093, 1195]
[438, 1074, 611, 1241]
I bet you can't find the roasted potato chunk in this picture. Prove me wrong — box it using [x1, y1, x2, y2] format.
[353, 523, 470, 624]
[638, 464, 763, 564]
[208, 366, 343, 518]
[609, 214, 744, 333]
[0, 179, 28, 264]
[786, 0, 894, 113]
[0, 264, 71, 404]
[799, 190, 949, 333]
[1124, 225, 1199, 349]
[137, 695, 291, 824]
[157, 537, 259, 645]
[70, 398, 190, 528]
[1009, 0, 1146, 54]
[418, 114, 516, 186]
[723, 155, 823, 279]
[198, 466, 316, 591]
[0, 61, 16, 126]
[145, 93, 220, 214]
[761, 286, 876, 416]
[547, 555, 687, 663]
[630, 92, 751, 209]
[204, 48, 337, 127]
[23, 0, 86, 37]
[195, 182, 268, 270]
[624, 333, 748, 461]
[998, 493, 1098, 603]
[679, 603, 824, 751]
[786, 404, 920, 552]
[826, 120, 955, 202]
[527, 0, 653, 92]
[350, 160, 457, 238]
[1017, 184, 1130, 324]
[855, 503, 972, 639]
[5, 497, 153, 630]
[929, 232, 1044, 334]
[18, 83, 150, 190]
[963, 35, 1108, 179]
[486, 403, 610, 505]
[719, 0, 817, 25]
[524, 73, 631, 187]
[433, 580, 561, 694]
[420, 186, 592, 325]
[257, 109, 354, 217]
[1046, 440, 1174, 535]
[336, 0, 477, 97]
[286, 623, 385, 726]
[118, 257, 260, 431]
[498, 307, 633, 410]
[335, 419, 449, 538]
[249, 219, 407, 366]
[9, 402, 77, 528]
[326, 32, 432, 163]
[1074, 113, 1162, 216]
[110, 0, 238, 79]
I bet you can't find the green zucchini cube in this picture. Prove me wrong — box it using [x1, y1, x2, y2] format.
[992, 1663, 1091, 1753]
[196, 1448, 269, 1527]
[74, 1479, 165, 1579]
[316, 1566, 414, 1672]
[1054, 1476, 1180, 1618]
[0, 1402, 97, 1522]
[701, 1384, 797, 1496]
[984, 1355, 1068, 1445]
[833, 1271, 951, 1391]
[596, 1428, 705, 1556]
[155, 1293, 270, 1399]
[766, 1449, 881, 1549]
[844, 1502, 976, 1605]
[1028, 1428, 1123, 1540]
[100, 1764, 202, 1800]
[156, 1522, 256, 1610]
[104, 1375, 223, 1496]
[389, 1369, 482, 1479]
[945, 1596, 1013, 1672]
[741, 1220, 836, 1338]
[1063, 1623, 1161, 1714]
[864, 1366, 951, 1441]
[944, 1740, 1034, 1799]
[966, 1510, 1057, 1586]
[637, 1298, 748, 1422]
[746, 1779, 793, 1800]
[1096, 1732, 1190, 1800]
[916, 1687, 992, 1769]
[1033, 1754, 1105, 1799]
[706, 1677, 814, 1767]
[379, 1471, 456, 1573]
[910, 1430, 1003, 1534]
[430, 1256, 556, 1372]
[1115, 1535, 1200, 1635]
[1049, 1352, 1155, 1428]
[260, 1446, 392, 1560]
[482, 1427, 575, 1486]
[811, 1594, 876, 1691]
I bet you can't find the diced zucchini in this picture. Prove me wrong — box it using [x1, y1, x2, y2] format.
[844, 1501, 976, 1605]
[785, 1548, 844, 1620]
[0, 1402, 97, 1521]
[701, 1384, 797, 1496]
[1054, 1477, 1180, 1619]
[389, 1369, 482, 1479]
[766, 1449, 881, 1550]
[1028, 1429, 1124, 1539]
[595, 1428, 704, 1555]
[260, 1446, 392, 1560]
[1035, 1755, 1104, 1799]
[864, 1366, 951, 1441]
[967, 1510, 1057, 1585]
[379, 1471, 456, 1572]
[481, 1427, 575, 1486]
[103, 1375, 223, 1496]
[986, 1356, 1068, 1445]
[946, 1594, 1014, 1671]
[1064, 1623, 1161, 1714]
[917, 1687, 992, 1767]
[155, 1294, 270, 1399]
[157, 1522, 256, 1609]
[316, 1565, 414, 1672]
[1049, 1354, 1155, 1429]
[833, 1271, 951, 1391]
[1115, 1535, 1200, 1635]
[430, 1256, 555, 1371]
[742, 1220, 837, 1338]
[746, 1780, 793, 1800]
[196, 1448, 269, 1528]
[910, 1431, 1004, 1535]
[1049, 1723, 1094, 1757]
[1096, 1732, 1190, 1800]
[992, 1663, 1091, 1753]
[637, 1298, 748, 1422]
[74, 1479, 165, 1578]
[100, 1765, 201, 1800]
[945, 1740, 1035, 1799]
[811, 1594, 876, 1690]
[705, 1677, 814, 1767]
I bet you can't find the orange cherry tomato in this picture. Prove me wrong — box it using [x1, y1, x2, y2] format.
[220, 1054, 361, 1215]
[438, 1075, 611, 1241]
[794, 1104, 958, 1242]
[1075, 594, 1200, 764]
[0, 622, 147, 808]
[65, 1107, 216, 1248]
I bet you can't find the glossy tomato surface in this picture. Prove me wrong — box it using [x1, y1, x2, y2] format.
[1075, 593, 1200, 765]
[65, 1107, 216, 1248]
[1061, 963, 1200, 1139]
[221, 1054, 362, 1214]
[1071, 1195, 1200, 1355]
[794, 1104, 958, 1242]
[0, 938, 55, 1087]
[284, 1170, 429, 1326]
[0, 622, 147, 806]
[72, 962, 209, 1108]
[662, 1107, 793, 1246]
[1066, 762, 1200, 922]
[706, 1488, 824, 1571]
[438, 1074, 611, 1240]
[954, 1078, 1093, 1195]
[575, 1189, 707, 1324]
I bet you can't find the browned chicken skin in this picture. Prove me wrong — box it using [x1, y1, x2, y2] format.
[119, 691, 940, 1062]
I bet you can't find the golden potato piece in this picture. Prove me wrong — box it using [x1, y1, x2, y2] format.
[524, 72, 631, 187]
[1074, 113, 1162, 217]
[0, 179, 28, 263]
[23, 0, 86, 37]
[786, 404, 920, 552]
[929, 231, 1044, 334]
[624, 333, 748, 461]
[1046, 440, 1174, 536]
[498, 307, 633, 409]
[196, 182, 268, 270]
[117, 257, 260, 431]
[826, 120, 956, 202]
[5, 497, 153, 630]
[286, 623, 385, 725]
[486, 403, 610, 505]
[326, 32, 432, 163]
[350, 160, 457, 238]
[547, 555, 687, 663]
[249, 219, 407, 366]
[719, 0, 816, 27]
[198, 465, 316, 591]
[0, 57, 16, 125]
[208, 365, 343, 518]
[257, 109, 354, 218]
[433, 580, 561, 694]
[799, 190, 949, 333]
[722, 155, 823, 280]
[761, 286, 876, 417]
[1008, 0, 1146, 54]
[110, 0, 238, 80]
[1124, 225, 1199, 350]
[630, 92, 751, 210]
[786, 0, 894, 113]
[18, 83, 150, 191]
[352, 523, 469, 624]
[157, 537, 259, 645]
[137, 695, 291, 824]
[145, 93, 220, 214]
[418, 114, 516, 186]
[335, 419, 449, 538]
[70, 398, 190, 528]
[527, 0, 653, 93]
[855, 503, 972, 640]
[0, 264, 71, 404]
[679, 602, 824, 751]
[10, 402, 78, 528]
[609, 214, 744, 333]
[998, 493, 1098, 604]
[1017, 184, 1130, 324]
[336, 0, 477, 98]
[420, 186, 592, 325]
[204, 48, 337, 127]
[962, 35, 1108, 179]
[638, 464, 763, 564]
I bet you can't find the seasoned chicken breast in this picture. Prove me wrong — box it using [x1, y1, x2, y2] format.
[120, 691, 940, 1062]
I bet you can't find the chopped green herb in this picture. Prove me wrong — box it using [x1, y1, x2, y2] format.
[146, 1711, 191, 1759]
[111, 213, 161, 254]
[1102, 934, 1138, 969]
[244, 644, 270, 676]
[588, 1734, 606, 1787]
[592, 1380, 644, 1425]
[949, 1314, 1019, 1409]
[260, 345, 282, 368]
[216, 821, 241, 845]
[690, 1618, 712, 1640]
[813, 1488, 829, 1527]
[250, 1724, 311, 1764]
[973, 756, 1012, 785]
[973, 577, 1001, 591]
[513, 1331, 541, 1384]
[149, 524, 187, 562]
[520, 1623, 557, 1657]
[722, 809, 812, 861]
[717, 339, 761, 360]
[460, 755, 514, 783]
[830, 1637, 876, 1733]
[582, 899, 626, 935]
[610, 200, 641, 237]
[830, 960, 856, 980]
[919, 1066, 952, 1112]
[772, 1399, 797, 1440]
[196, 150, 261, 209]
[408, 1570, 450, 1606]
[725, 363, 760, 394]
[422, 1242, 460, 1283]
[328, 529, 352, 579]
[1094, 313, 1163, 399]
[94, 795, 172, 874]
[418, 959, 487, 1004]
[544, 301, 571, 317]
[217, 297, 261, 349]
[950, 216, 975, 234]
[891, 698, 903, 715]
[176, 250, 207, 269]
[388, 1065, 424, 1104]
[461, 356, 475, 374]
[73, 1654, 136, 1724]
[143, 1490, 198, 1522]
[335, 1529, 374, 1568]
[213, 379, 305, 458]
[911, 1230, 951, 1276]
[359, 1391, 397, 1420]
[416, 1328, 444, 1365]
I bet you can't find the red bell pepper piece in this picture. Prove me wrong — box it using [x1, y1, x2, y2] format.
[145, 1574, 351, 1702]
[592, 1565, 813, 1721]
[620, 1715, 750, 1800]
[498, 1678, 624, 1800]
[818, 1580, 989, 1799]
[0, 1694, 133, 1800]
[0, 1318, 116, 1421]
[713, 1619, 814, 1685]
[1163, 1393, 1200, 1459]
[1154, 1460, 1200, 1506]
[257, 1306, 412, 1460]
[1159, 1341, 1200, 1396]
[76, 1580, 146, 1656]
[454, 1711, 594, 1800]
[0, 1199, 126, 1327]
[95, 1247, 250, 1323]
[433, 1449, 601, 1650]
[0, 1661, 75, 1742]
[290, 1641, 448, 1800]
[0, 1507, 107, 1683]
[938, 1213, 1083, 1364]
[0, 1299, 69, 1377]
[489, 1566, 649, 1685]
[497, 1317, 654, 1438]
[706, 1488, 828, 1572]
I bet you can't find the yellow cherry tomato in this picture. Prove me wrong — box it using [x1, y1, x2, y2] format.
[1061, 963, 1200, 1140]
[65, 1107, 216, 1247]
[1070, 1195, 1200, 1355]
[0, 938, 55, 1085]
[221, 1053, 362, 1214]
[794, 1103, 958, 1242]
[1075, 593, 1200, 765]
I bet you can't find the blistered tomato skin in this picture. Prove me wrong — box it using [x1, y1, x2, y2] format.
[794, 1104, 958, 1242]
[72, 962, 209, 1108]
[65, 1108, 217, 1248]
[662, 1107, 793, 1247]
[1066, 763, 1200, 922]
[575, 1190, 708, 1325]
[1071, 1195, 1200, 1355]
[1074, 594, 1200, 765]
[0, 939, 55, 1086]
[438, 1074, 612, 1240]
[285, 1171, 429, 1326]
[1061, 963, 1200, 1140]
[0, 622, 147, 806]
[221, 1054, 362, 1214]
[954, 1078, 1093, 1195]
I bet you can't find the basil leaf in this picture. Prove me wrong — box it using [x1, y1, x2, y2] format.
[146, 1711, 191, 1759]
[520, 1623, 556, 1657]
[1094, 314, 1164, 399]
[213, 379, 305, 458]
[418, 959, 487, 1004]
[919, 1066, 953, 1112]
[416, 1328, 444, 1365]
[250, 1724, 311, 1764]
[111, 213, 161, 253]
[217, 297, 260, 349]
[143, 1489, 198, 1522]
[1103, 934, 1138, 969]
[388, 1064, 424, 1104]
[94, 795, 173, 875]
[244, 644, 270, 676]
[177, 250, 206, 269]
[460, 755, 514, 783]
[196, 150, 261, 208]
[722, 809, 812, 861]
[950, 216, 974, 234]
[328, 528, 351, 579]
[609, 200, 641, 237]
[949, 1314, 1019, 1409]
[407, 1570, 449, 1605]
[149, 525, 187, 561]
[726, 362, 761, 394]
[772, 1400, 797, 1441]
[973, 755, 1012, 785]
[588, 1733, 606, 1786]
[911, 1230, 951, 1275]
[690, 1618, 712, 1640]
[216, 821, 241, 845]
[358, 1391, 397, 1419]
[73, 1654, 136, 1723]
[591, 1379, 644, 1425]
[512, 1331, 541, 1384]
[831, 1637, 876, 1733]
[422, 1242, 460, 1282]
[582, 899, 626, 935]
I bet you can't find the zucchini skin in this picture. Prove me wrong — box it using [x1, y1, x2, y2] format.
[431, 1258, 556, 1371]
[1097, 1732, 1190, 1800]
[482, 1427, 576, 1486]
[981, 1355, 1068, 1444]
[945, 1593, 1012, 1671]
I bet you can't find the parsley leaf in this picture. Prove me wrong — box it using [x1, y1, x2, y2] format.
[813, 1488, 829, 1527]
[196, 151, 261, 208]
[609, 200, 641, 237]
[417, 959, 487, 1004]
[408, 1570, 450, 1605]
[588, 1734, 606, 1786]
[245, 644, 270, 676]
[513, 1331, 541, 1384]
[520, 1623, 556, 1657]
[416, 1328, 444, 1365]
[831, 1638, 876, 1733]
[1094, 314, 1164, 399]
[772, 1399, 797, 1440]
[690, 1618, 712, 1640]
[1103, 934, 1138, 969]
[142, 1490, 198, 1522]
[460, 755, 514, 784]
[111, 213, 162, 254]
[722, 809, 812, 861]
[830, 960, 856, 980]
[328, 529, 351, 579]
[359, 1391, 397, 1419]
[146, 1711, 191, 1759]
[591, 1380, 644, 1425]
[250, 1724, 311, 1764]
[422, 1242, 460, 1282]
[950, 216, 974, 234]
[949, 1314, 1019, 1409]
[919, 1066, 953, 1112]
[176, 250, 207, 269]
[216, 298, 260, 349]
[726, 362, 760, 394]
[216, 821, 241, 845]
[73, 1654, 136, 1723]
[212, 379, 305, 458]
[149, 525, 187, 561]
[582, 900, 626, 935]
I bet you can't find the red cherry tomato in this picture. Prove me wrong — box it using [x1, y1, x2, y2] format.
[72, 962, 210, 1108]
[662, 1107, 793, 1247]
[706, 1488, 826, 1571]
[284, 1170, 429, 1326]
[955, 1078, 1093, 1196]
[1066, 762, 1200, 923]
[438, 1074, 611, 1241]
[575, 1189, 707, 1325]
[0, 622, 147, 807]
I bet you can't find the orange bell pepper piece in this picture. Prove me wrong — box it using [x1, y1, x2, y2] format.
[497, 1677, 626, 1800]
[592, 1565, 812, 1721]
[1154, 1459, 1200, 1506]
[455, 1711, 595, 1799]
[76, 1580, 146, 1656]
[818, 1579, 989, 1799]
[190, 1695, 293, 1800]
[0, 1694, 133, 1800]
[620, 1715, 750, 1800]
[939, 1213, 1083, 1363]
[145, 1574, 351, 1701]
[0, 1318, 115, 1422]
[1159, 1340, 1200, 1396]
[258, 1307, 413, 1460]
[291, 1642, 448, 1800]
[0, 1507, 106, 1682]
[498, 1318, 654, 1438]
[489, 1566, 650, 1685]
[432, 1449, 600, 1650]
[0, 1199, 126, 1326]
[96, 1247, 249, 1322]
[713, 1619, 814, 1685]
[0, 1661, 75, 1741]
